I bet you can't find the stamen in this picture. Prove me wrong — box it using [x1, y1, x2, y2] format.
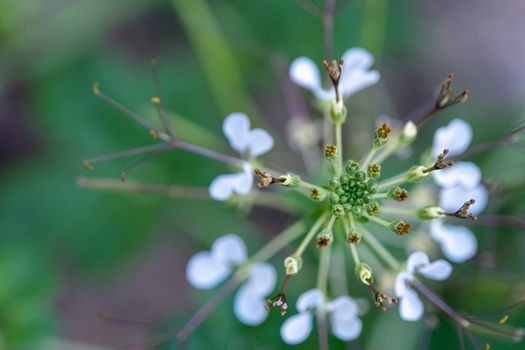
[322, 58, 344, 101]
[120, 149, 169, 182]
[499, 314, 509, 325]
[368, 281, 398, 312]
[444, 199, 478, 220]
[150, 56, 176, 138]
[254, 168, 283, 188]
[83, 143, 175, 169]
[436, 74, 468, 110]
[422, 149, 454, 173]
[265, 275, 292, 316]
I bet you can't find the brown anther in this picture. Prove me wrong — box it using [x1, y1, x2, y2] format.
[395, 222, 411, 236]
[445, 199, 478, 220]
[254, 168, 281, 188]
[436, 74, 469, 109]
[316, 236, 331, 248]
[323, 58, 344, 101]
[422, 149, 455, 173]
[377, 123, 392, 140]
[310, 187, 323, 201]
[324, 144, 337, 159]
[266, 275, 292, 316]
[369, 282, 398, 312]
[499, 314, 509, 325]
[396, 189, 409, 201]
[82, 160, 93, 171]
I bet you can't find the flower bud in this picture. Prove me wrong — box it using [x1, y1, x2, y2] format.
[366, 202, 380, 216]
[399, 121, 417, 145]
[406, 165, 429, 183]
[374, 123, 391, 148]
[330, 99, 347, 124]
[345, 160, 360, 174]
[279, 173, 301, 187]
[387, 187, 409, 201]
[418, 206, 446, 220]
[346, 230, 362, 245]
[284, 255, 302, 275]
[333, 204, 345, 217]
[355, 263, 374, 285]
[316, 229, 334, 248]
[367, 164, 381, 178]
[324, 144, 337, 161]
[389, 220, 411, 236]
[310, 187, 325, 201]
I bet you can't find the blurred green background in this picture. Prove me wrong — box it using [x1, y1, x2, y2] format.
[1, 0, 524, 349]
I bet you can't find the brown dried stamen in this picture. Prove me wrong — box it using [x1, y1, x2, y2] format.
[323, 58, 344, 101]
[254, 168, 282, 188]
[445, 199, 478, 220]
[368, 281, 398, 312]
[423, 149, 454, 173]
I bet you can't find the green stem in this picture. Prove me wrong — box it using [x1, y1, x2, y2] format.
[377, 172, 407, 190]
[360, 146, 378, 171]
[373, 137, 399, 164]
[295, 213, 328, 257]
[342, 217, 360, 265]
[381, 206, 417, 217]
[335, 123, 343, 175]
[366, 214, 391, 228]
[372, 192, 388, 199]
[359, 226, 400, 269]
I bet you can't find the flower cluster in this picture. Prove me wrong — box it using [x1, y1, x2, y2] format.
[83, 45, 524, 350]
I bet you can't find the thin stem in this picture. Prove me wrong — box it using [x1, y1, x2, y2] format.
[359, 226, 400, 269]
[372, 192, 388, 199]
[176, 140, 244, 167]
[323, 0, 336, 62]
[342, 218, 361, 266]
[360, 147, 378, 171]
[316, 245, 331, 350]
[377, 172, 406, 191]
[84, 143, 175, 166]
[335, 123, 343, 175]
[295, 213, 328, 257]
[366, 215, 390, 228]
[381, 206, 417, 217]
[373, 137, 400, 165]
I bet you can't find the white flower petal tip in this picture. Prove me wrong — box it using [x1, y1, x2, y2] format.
[296, 288, 325, 312]
[222, 113, 274, 158]
[432, 118, 473, 157]
[290, 47, 379, 101]
[211, 233, 247, 266]
[280, 312, 313, 344]
[208, 164, 254, 201]
[432, 161, 482, 189]
[430, 221, 478, 263]
[331, 315, 363, 341]
[234, 286, 269, 326]
[399, 288, 424, 321]
[407, 251, 431, 273]
[185, 251, 230, 289]
[439, 183, 488, 214]
[418, 259, 453, 281]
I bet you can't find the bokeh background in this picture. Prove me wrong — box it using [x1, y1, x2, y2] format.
[1, 0, 524, 349]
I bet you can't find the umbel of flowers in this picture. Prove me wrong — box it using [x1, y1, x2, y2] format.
[82, 49, 524, 349]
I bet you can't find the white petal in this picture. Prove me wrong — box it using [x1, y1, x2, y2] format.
[223, 112, 251, 153]
[432, 118, 473, 157]
[208, 165, 253, 201]
[430, 221, 477, 263]
[407, 251, 430, 273]
[339, 47, 380, 98]
[211, 234, 247, 267]
[234, 285, 268, 326]
[432, 161, 482, 189]
[280, 312, 313, 344]
[186, 252, 230, 289]
[289, 57, 324, 97]
[399, 288, 424, 322]
[394, 272, 414, 298]
[331, 314, 363, 341]
[247, 128, 274, 158]
[417, 259, 452, 281]
[326, 296, 358, 316]
[296, 288, 325, 312]
[244, 263, 277, 296]
[439, 183, 488, 214]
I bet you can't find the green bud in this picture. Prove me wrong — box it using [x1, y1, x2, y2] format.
[389, 220, 411, 236]
[399, 121, 417, 145]
[333, 204, 345, 217]
[330, 99, 347, 124]
[316, 229, 334, 248]
[279, 173, 302, 187]
[406, 165, 429, 183]
[367, 202, 380, 216]
[355, 263, 373, 285]
[345, 160, 360, 174]
[329, 176, 340, 188]
[351, 206, 365, 217]
[329, 192, 340, 204]
[387, 187, 409, 201]
[284, 255, 302, 275]
[374, 123, 391, 148]
[418, 206, 446, 220]
[355, 171, 366, 181]
[367, 164, 381, 178]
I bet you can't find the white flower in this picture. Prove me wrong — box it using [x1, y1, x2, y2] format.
[289, 48, 380, 102]
[209, 113, 274, 201]
[430, 118, 489, 261]
[186, 234, 276, 326]
[395, 252, 452, 321]
[280, 289, 362, 344]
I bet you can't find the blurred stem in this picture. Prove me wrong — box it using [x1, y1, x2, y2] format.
[323, 0, 336, 60]
[359, 226, 400, 269]
[377, 172, 407, 190]
[373, 137, 400, 165]
[295, 213, 328, 257]
[342, 217, 360, 265]
[381, 206, 417, 217]
[171, 0, 259, 120]
[316, 245, 331, 350]
[335, 123, 343, 175]
[359, 0, 388, 60]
